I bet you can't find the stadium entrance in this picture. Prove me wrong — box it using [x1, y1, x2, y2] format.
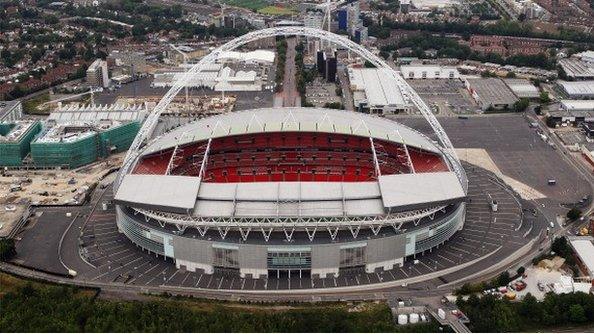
[268, 269, 311, 279]
[267, 249, 311, 279]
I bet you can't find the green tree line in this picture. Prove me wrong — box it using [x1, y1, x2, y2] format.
[458, 292, 594, 332]
[381, 33, 556, 69]
[0, 278, 442, 332]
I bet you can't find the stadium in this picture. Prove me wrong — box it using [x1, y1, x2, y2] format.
[114, 107, 467, 279]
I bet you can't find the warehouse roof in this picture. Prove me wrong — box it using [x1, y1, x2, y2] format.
[467, 78, 518, 106]
[560, 100, 594, 111]
[558, 80, 594, 96]
[49, 103, 147, 122]
[347, 68, 407, 107]
[503, 78, 539, 99]
[142, 107, 441, 156]
[217, 50, 275, 64]
[558, 58, 594, 79]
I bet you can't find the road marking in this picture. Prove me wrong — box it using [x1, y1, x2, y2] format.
[166, 269, 180, 283]
[129, 262, 160, 284]
[438, 254, 456, 264]
[399, 267, 409, 278]
[180, 271, 191, 286]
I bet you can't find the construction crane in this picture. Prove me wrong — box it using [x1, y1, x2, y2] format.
[169, 43, 191, 112]
[39, 87, 103, 109]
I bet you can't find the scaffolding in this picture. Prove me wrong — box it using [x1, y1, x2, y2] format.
[0, 122, 41, 166]
[98, 121, 140, 157]
[30, 121, 140, 169]
[31, 132, 98, 168]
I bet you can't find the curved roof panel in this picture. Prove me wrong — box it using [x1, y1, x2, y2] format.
[142, 108, 442, 156]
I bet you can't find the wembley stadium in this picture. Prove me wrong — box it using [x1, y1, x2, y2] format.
[113, 107, 467, 279]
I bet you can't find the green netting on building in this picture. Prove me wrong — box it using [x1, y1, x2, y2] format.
[0, 123, 15, 136]
[0, 122, 41, 167]
[98, 121, 140, 157]
[31, 132, 98, 169]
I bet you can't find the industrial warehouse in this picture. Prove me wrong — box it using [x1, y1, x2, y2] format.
[114, 108, 467, 279]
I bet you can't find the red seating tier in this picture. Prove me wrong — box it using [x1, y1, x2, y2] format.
[133, 131, 449, 182]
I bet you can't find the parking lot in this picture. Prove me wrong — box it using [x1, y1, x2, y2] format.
[49, 162, 537, 291]
[394, 114, 590, 207]
[407, 80, 478, 115]
[305, 78, 341, 107]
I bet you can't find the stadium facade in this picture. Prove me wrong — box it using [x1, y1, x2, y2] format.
[114, 108, 467, 279]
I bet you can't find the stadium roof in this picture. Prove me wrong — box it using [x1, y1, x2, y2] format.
[115, 174, 201, 213]
[117, 108, 465, 221]
[378, 172, 465, 209]
[142, 107, 439, 156]
[116, 172, 463, 219]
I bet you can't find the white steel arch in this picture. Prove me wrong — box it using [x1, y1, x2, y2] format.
[116, 26, 466, 192]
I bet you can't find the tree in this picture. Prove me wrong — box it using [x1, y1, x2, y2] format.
[569, 304, 587, 323]
[539, 91, 551, 104]
[513, 98, 530, 112]
[324, 102, 344, 110]
[495, 271, 511, 286]
[567, 207, 582, 221]
[0, 238, 16, 261]
[516, 266, 525, 276]
[506, 71, 516, 78]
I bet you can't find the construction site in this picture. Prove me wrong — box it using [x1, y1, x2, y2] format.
[0, 153, 123, 206]
[30, 120, 140, 169]
[0, 121, 42, 167]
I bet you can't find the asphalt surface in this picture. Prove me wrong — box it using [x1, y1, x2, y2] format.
[12, 162, 540, 293]
[9, 113, 579, 298]
[393, 114, 590, 222]
[274, 37, 300, 108]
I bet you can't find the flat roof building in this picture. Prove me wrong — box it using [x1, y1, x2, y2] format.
[86, 59, 110, 88]
[465, 78, 519, 111]
[217, 50, 275, 65]
[0, 101, 23, 123]
[347, 68, 410, 114]
[400, 65, 460, 80]
[568, 236, 594, 282]
[558, 81, 594, 99]
[560, 100, 594, 112]
[503, 78, 540, 99]
[558, 58, 594, 80]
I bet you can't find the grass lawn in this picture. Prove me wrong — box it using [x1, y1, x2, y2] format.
[222, 0, 268, 11]
[22, 93, 50, 115]
[257, 5, 297, 16]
